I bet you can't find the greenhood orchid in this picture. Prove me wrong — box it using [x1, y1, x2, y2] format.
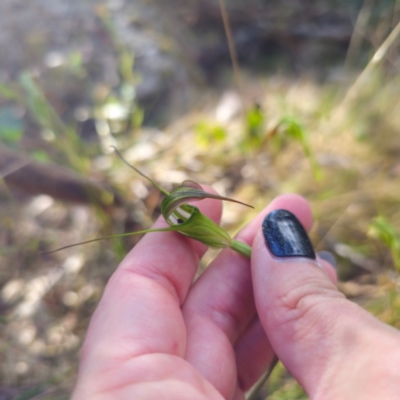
[46, 148, 253, 258]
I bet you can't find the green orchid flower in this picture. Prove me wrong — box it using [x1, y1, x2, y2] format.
[46, 148, 252, 258]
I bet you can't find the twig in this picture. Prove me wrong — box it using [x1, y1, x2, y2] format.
[343, 0, 374, 74]
[0, 144, 122, 207]
[217, 0, 243, 97]
[246, 356, 279, 400]
[335, 20, 400, 119]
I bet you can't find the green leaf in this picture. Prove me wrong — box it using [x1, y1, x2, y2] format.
[112, 146, 169, 195]
[43, 226, 179, 254]
[0, 83, 21, 100]
[161, 180, 253, 220]
[172, 204, 233, 248]
[245, 104, 265, 140]
[368, 216, 400, 270]
[239, 104, 266, 152]
[277, 116, 322, 180]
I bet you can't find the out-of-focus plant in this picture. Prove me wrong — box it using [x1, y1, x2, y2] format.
[20, 73, 87, 169]
[241, 103, 265, 151]
[95, 51, 143, 138]
[240, 107, 321, 180]
[368, 216, 400, 270]
[195, 120, 227, 148]
[0, 107, 24, 145]
[94, 7, 144, 150]
[273, 116, 321, 180]
[0, 73, 88, 172]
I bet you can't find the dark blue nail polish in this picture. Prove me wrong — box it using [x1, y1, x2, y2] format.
[317, 251, 337, 268]
[262, 209, 316, 259]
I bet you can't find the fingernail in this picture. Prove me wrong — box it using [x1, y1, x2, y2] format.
[317, 251, 337, 269]
[262, 209, 316, 259]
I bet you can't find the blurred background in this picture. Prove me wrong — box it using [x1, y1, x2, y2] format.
[1, 0, 400, 398]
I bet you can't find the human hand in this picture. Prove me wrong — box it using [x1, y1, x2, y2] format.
[72, 192, 400, 400]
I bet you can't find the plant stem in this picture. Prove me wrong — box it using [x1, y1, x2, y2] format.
[230, 240, 252, 258]
[218, 0, 243, 97]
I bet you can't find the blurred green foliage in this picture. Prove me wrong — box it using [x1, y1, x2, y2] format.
[20, 73, 87, 170]
[275, 116, 321, 180]
[0, 107, 24, 144]
[30, 149, 52, 163]
[195, 120, 227, 147]
[368, 216, 400, 270]
[243, 103, 265, 150]
[0, 73, 87, 171]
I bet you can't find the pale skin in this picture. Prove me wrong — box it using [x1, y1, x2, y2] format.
[72, 192, 400, 400]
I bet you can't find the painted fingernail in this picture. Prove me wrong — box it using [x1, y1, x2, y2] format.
[262, 209, 316, 259]
[317, 251, 337, 269]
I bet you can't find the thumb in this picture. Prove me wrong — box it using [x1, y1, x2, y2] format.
[251, 209, 400, 398]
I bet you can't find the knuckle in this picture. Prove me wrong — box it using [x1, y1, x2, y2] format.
[267, 277, 344, 341]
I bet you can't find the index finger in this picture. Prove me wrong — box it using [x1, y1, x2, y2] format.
[78, 188, 222, 372]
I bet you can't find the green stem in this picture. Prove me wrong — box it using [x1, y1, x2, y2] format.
[229, 240, 252, 258]
[43, 226, 179, 254]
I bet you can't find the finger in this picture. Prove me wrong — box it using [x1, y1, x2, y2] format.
[251, 209, 400, 397]
[117, 184, 222, 302]
[182, 194, 313, 398]
[77, 187, 222, 376]
[234, 252, 337, 392]
[74, 354, 224, 400]
[234, 317, 275, 392]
